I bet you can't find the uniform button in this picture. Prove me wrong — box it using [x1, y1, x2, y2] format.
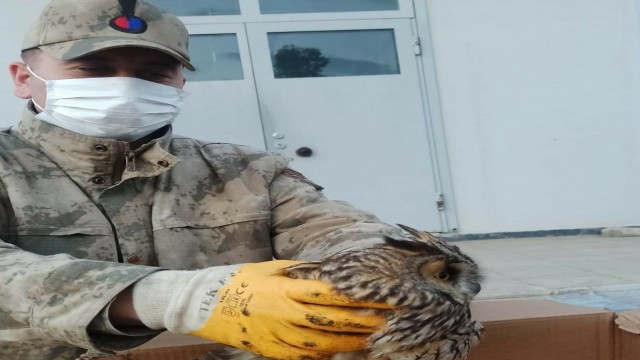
[92, 177, 106, 185]
[157, 160, 170, 167]
[127, 255, 140, 264]
[94, 144, 108, 152]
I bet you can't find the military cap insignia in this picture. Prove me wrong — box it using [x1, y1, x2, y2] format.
[109, 0, 148, 34]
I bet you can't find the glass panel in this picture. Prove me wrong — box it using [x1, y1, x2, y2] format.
[260, 0, 399, 14]
[267, 30, 400, 78]
[147, 0, 240, 16]
[186, 34, 243, 81]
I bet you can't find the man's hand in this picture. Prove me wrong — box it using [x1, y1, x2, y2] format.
[109, 286, 143, 327]
[189, 260, 387, 360]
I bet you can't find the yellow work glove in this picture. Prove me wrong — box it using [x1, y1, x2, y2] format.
[189, 260, 386, 360]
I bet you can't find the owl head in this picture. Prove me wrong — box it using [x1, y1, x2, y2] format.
[388, 224, 483, 304]
[284, 223, 483, 308]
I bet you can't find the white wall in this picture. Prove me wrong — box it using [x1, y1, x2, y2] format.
[0, 0, 49, 123]
[425, 0, 640, 233]
[1, 0, 639, 234]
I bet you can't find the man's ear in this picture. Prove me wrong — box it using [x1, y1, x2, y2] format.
[9, 62, 33, 99]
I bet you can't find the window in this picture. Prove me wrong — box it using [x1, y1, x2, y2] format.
[267, 30, 400, 78]
[259, 0, 399, 14]
[186, 34, 243, 81]
[147, 0, 240, 16]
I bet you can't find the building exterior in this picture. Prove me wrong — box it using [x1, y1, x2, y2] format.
[1, 0, 639, 235]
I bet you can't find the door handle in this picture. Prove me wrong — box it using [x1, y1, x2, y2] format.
[295, 147, 313, 157]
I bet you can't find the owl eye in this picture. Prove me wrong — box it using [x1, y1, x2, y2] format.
[435, 271, 450, 281]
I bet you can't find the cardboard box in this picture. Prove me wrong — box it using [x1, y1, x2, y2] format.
[93, 343, 217, 360]
[97, 299, 617, 360]
[615, 310, 640, 360]
[469, 299, 614, 360]
[93, 333, 220, 360]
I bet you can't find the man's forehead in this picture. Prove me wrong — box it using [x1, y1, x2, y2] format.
[73, 47, 181, 66]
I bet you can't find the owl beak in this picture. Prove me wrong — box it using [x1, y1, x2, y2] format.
[469, 283, 482, 296]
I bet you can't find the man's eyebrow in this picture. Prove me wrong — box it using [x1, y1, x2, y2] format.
[143, 61, 182, 69]
[65, 57, 111, 67]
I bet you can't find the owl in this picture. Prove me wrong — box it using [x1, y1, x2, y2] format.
[198, 224, 483, 360]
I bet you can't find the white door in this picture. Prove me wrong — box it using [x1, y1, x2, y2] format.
[174, 23, 266, 149]
[170, 0, 449, 231]
[246, 20, 443, 230]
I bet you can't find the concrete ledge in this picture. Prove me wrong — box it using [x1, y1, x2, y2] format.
[601, 227, 640, 237]
[441, 227, 603, 241]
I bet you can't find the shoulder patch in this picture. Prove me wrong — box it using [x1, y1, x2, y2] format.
[281, 168, 324, 191]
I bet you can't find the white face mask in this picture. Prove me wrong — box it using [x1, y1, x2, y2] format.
[28, 66, 186, 142]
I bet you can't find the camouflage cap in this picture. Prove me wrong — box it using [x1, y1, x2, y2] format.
[22, 0, 195, 70]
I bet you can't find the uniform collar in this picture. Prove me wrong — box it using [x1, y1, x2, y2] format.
[11, 106, 179, 197]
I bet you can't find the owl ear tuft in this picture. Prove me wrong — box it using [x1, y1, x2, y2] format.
[396, 223, 439, 245]
[383, 235, 441, 255]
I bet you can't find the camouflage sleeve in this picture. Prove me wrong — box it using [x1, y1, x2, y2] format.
[269, 168, 405, 260]
[0, 240, 160, 354]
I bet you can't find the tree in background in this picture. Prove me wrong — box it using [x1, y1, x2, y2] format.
[273, 45, 330, 78]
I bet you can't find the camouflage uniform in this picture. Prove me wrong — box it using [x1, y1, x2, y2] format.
[0, 109, 400, 360]
[2, 0, 403, 358]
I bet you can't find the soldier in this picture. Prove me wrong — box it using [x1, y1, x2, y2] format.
[0, 0, 403, 359]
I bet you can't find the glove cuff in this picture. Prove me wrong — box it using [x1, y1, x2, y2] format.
[132, 270, 197, 330]
[132, 265, 242, 334]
